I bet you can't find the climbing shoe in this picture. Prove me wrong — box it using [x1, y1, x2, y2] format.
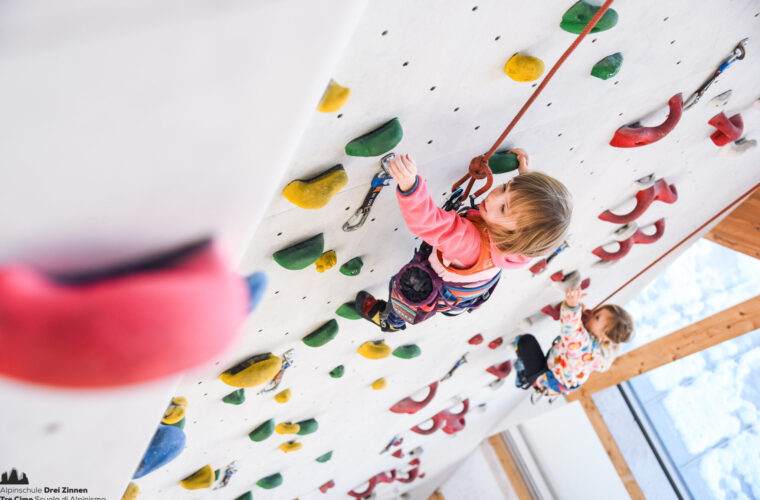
[355, 291, 404, 332]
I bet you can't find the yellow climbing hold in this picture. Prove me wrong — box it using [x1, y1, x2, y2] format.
[317, 79, 351, 113]
[179, 465, 215, 490]
[121, 482, 139, 500]
[162, 396, 188, 425]
[275, 422, 301, 435]
[371, 378, 387, 390]
[282, 165, 348, 210]
[219, 353, 282, 388]
[274, 388, 292, 403]
[504, 54, 546, 82]
[279, 441, 303, 453]
[358, 340, 392, 360]
[314, 250, 337, 273]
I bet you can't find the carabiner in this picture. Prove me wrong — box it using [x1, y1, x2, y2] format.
[342, 156, 394, 232]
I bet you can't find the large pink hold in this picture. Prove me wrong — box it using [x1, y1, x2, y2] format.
[0, 244, 249, 387]
[610, 93, 683, 148]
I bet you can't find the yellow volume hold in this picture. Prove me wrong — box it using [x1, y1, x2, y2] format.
[358, 340, 391, 360]
[161, 396, 188, 425]
[275, 422, 301, 435]
[317, 79, 351, 112]
[179, 465, 214, 490]
[504, 54, 546, 82]
[274, 388, 292, 403]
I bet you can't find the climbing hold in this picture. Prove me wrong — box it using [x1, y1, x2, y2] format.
[359, 340, 392, 359]
[591, 53, 623, 80]
[610, 94, 683, 148]
[581, 278, 591, 290]
[709, 112, 744, 146]
[550, 270, 564, 282]
[551, 270, 581, 293]
[296, 418, 319, 435]
[273, 233, 325, 270]
[488, 151, 519, 174]
[348, 471, 396, 498]
[275, 422, 301, 435]
[340, 257, 364, 276]
[336, 302, 361, 319]
[222, 389, 245, 405]
[345, 118, 403, 157]
[0, 242, 249, 388]
[319, 480, 335, 493]
[599, 179, 678, 224]
[631, 218, 666, 244]
[314, 250, 337, 272]
[393, 344, 422, 359]
[468, 334, 484, 345]
[245, 271, 268, 311]
[279, 441, 302, 453]
[709, 90, 732, 107]
[317, 79, 351, 113]
[486, 361, 513, 379]
[219, 353, 282, 388]
[179, 465, 215, 490]
[504, 54, 546, 82]
[249, 419, 275, 442]
[234, 493, 252, 500]
[372, 377, 388, 390]
[274, 388, 291, 403]
[133, 424, 186, 479]
[302, 319, 339, 347]
[392, 449, 405, 458]
[541, 302, 562, 320]
[560, 1, 618, 34]
[329, 365, 345, 378]
[256, 473, 283, 489]
[488, 338, 503, 349]
[390, 382, 439, 414]
[121, 482, 139, 500]
[162, 396, 188, 425]
[315, 451, 333, 463]
[214, 469, 220, 481]
[283, 165, 348, 210]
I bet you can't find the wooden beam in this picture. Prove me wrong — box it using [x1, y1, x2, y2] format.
[568, 295, 760, 401]
[487, 434, 533, 500]
[705, 188, 760, 259]
[578, 394, 646, 500]
[427, 491, 446, 500]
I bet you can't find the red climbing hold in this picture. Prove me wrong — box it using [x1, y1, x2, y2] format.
[408, 458, 421, 467]
[488, 338, 503, 349]
[541, 302, 562, 321]
[410, 414, 446, 435]
[530, 259, 548, 275]
[319, 480, 335, 494]
[392, 449, 404, 458]
[580, 278, 591, 290]
[599, 179, 678, 224]
[468, 334, 484, 345]
[0, 243, 248, 387]
[396, 466, 421, 483]
[632, 218, 666, 244]
[610, 94, 683, 148]
[412, 400, 470, 436]
[550, 270, 565, 282]
[709, 112, 744, 146]
[390, 382, 439, 414]
[486, 361, 513, 379]
[347, 471, 396, 498]
[592, 238, 634, 261]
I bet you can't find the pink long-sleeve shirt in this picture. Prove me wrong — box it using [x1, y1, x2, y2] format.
[396, 176, 530, 273]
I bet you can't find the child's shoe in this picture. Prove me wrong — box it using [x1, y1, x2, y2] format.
[355, 291, 405, 332]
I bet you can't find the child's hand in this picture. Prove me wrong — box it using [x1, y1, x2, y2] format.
[509, 148, 531, 174]
[565, 286, 586, 308]
[388, 153, 418, 191]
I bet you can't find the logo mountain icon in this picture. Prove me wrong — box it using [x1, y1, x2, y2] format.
[0, 468, 29, 484]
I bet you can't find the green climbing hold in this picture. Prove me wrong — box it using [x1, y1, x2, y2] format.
[315, 451, 333, 463]
[257, 473, 283, 490]
[340, 257, 364, 276]
[302, 319, 339, 347]
[249, 419, 275, 442]
[234, 493, 253, 500]
[336, 302, 361, 320]
[168, 417, 186, 429]
[329, 365, 345, 378]
[222, 389, 245, 405]
[489, 151, 519, 174]
[560, 1, 618, 34]
[273, 233, 324, 270]
[345, 118, 403, 157]
[591, 52, 623, 80]
[214, 469, 220, 481]
[296, 418, 319, 435]
[393, 344, 422, 359]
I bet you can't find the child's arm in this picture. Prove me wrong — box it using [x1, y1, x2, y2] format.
[388, 154, 481, 268]
[559, 287, 586, 356]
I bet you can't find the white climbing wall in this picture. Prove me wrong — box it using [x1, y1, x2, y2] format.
[2, 0, 759, 499]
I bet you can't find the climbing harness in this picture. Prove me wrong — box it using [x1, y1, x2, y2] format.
[452, 0, 616, 199]
[342, 153, 395, 231]
[684, 38, 749, 110]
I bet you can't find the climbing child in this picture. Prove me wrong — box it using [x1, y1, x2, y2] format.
[355, 150, 572, 331]
[531, 286, 634, 396]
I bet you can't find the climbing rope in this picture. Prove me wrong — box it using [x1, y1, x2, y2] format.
[453, 0, 616, 199]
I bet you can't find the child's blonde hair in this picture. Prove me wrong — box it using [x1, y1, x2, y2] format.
[484, 172, 572, 257]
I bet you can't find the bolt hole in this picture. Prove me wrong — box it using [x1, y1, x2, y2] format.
[337, 114, 343, 118]
[427, 140, 433, 144]
[663, 16, 669, 21]
[546, 102, 552, 107]
[381, 30, 388, 36]
[394, 227, 399, 231]
[676, 60, 682, 65]
[592, 38, 597, 43]
[495, 35, 501, 41]
[474, 125, 480, 130]
[558, 133, 563, 137]
[569, 147, 574, 151]
[430, 86, 437, 91]
[274, 290, 279, 294]
[531, 83, 538, 88]
[590, 172, 594, 175]
[302, 296, 307, 300]
[619, 112, 623, 116]
[614, 81, 619, 85]
[403, 61, 409, 67]
[371, 218, 376, 222]
[370, 269, 374, 273]
[258, 329, 263, 333]
[277, 232, 282, 236]
[472, 5, 478, 11]
[454, 107, 460, 112]
[345, 206, 350, 210]
[670, 40, 675, 45]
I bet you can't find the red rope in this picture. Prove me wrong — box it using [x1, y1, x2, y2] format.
[453, 0, 616, 198]
[595, 183, 760, 308]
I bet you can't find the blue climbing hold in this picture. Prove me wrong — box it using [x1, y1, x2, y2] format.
[246, 271, 268, 311]
[133, 424, 186, 479]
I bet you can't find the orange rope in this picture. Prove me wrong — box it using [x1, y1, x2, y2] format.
[453, 0, 617, 199]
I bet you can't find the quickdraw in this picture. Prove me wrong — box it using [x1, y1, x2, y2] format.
[684, 38, 749, 110]
[342, 153, 394, 231]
